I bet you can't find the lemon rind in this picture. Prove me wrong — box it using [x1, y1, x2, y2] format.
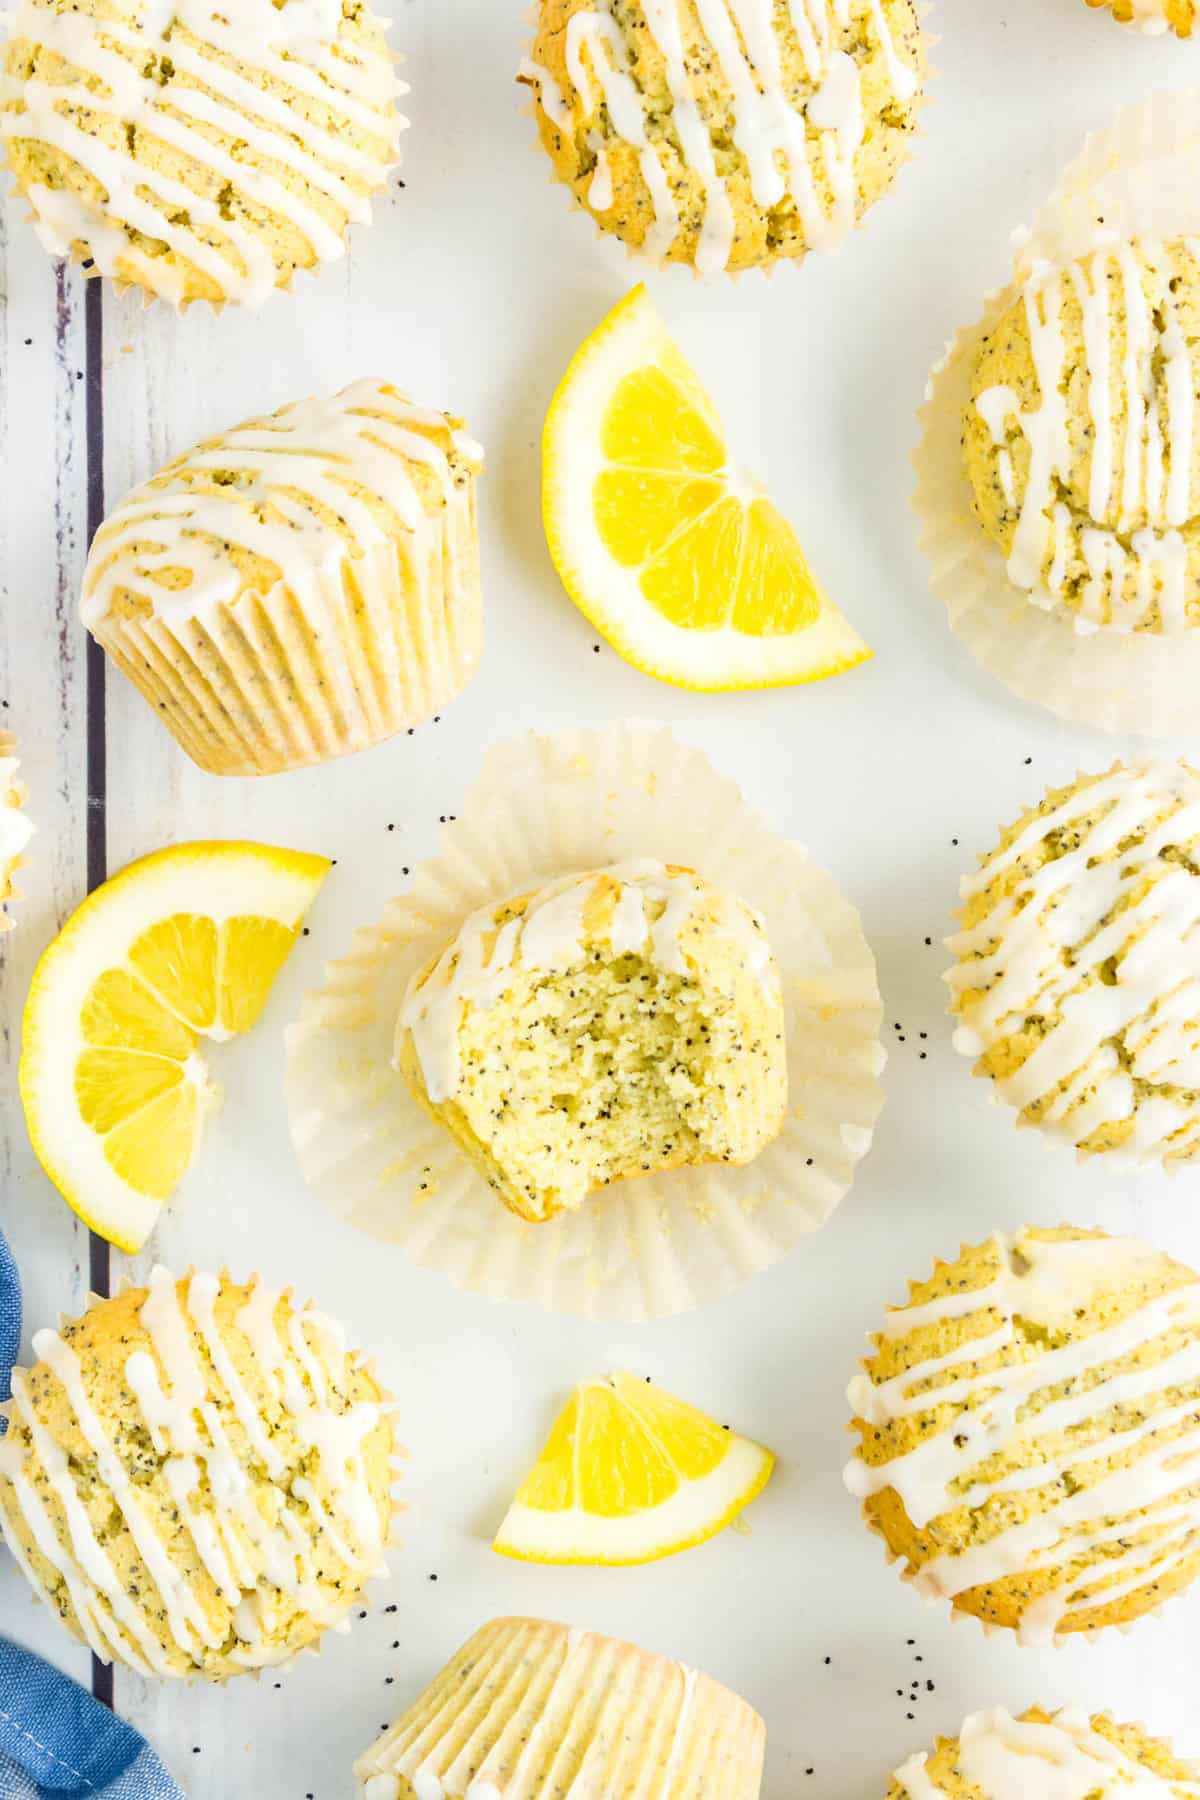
[20, 842, 330, 1251]
[543, 286, 872, 691]
[492, 1436, 775, 1565]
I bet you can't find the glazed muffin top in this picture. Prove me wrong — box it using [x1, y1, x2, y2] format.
[0, 1270, 396, 1679]
[81, 380, 484, 632]
[889, 1707, 1198, 1798]
[0, 0, 403, 308]
[521, 0, 924, 273]
[846, 1225, 1200, 1644]
[946, 759, 1200, 1168]
[964, 238, 1200, 633]
[396, 860, 787, 1222]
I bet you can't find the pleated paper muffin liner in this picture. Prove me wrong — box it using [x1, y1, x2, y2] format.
[286, 720, 885, 1322]
[913, 92, 1200, 737]
[0, 729, 33, 929]
[92, 497, 480, 778]
[353, 1617, 765, 1800]
[517, 1, 935, 280]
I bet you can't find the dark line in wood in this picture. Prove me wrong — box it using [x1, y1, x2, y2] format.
[82, 274, 113, 1715]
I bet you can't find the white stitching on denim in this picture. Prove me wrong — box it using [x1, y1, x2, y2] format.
[0, 1703, 98, 1791]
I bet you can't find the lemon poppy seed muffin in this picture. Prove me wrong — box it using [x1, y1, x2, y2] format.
[0, 0, 402, 308]
[82, 379, 484, 777]
[964, 238, 1200, 634]
[0, 1268, 398, 1678]
[395, 861, 788, 1224]
[947, 759, 1200, 1167]
[354, 1617, 766, 1800]
[1085, 0, 1195, 32]
[0, 732, 33, 929]
[520, 0, 924, 274]
[889, 1708, 1198, 1799]
[845, 1225, 1200, 1645]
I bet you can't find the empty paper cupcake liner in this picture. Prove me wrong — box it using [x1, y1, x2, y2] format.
[92, 502, 480, 778]
[286, 720, 885, 1322]
[914, 91, 1200, 737]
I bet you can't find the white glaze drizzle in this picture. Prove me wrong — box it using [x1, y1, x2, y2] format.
[537, 0, 918, 267]
[397, 859, 778, 1105]
[81, 378, 484, 630]
[974, 238, 1199, 633]
[947, 759, 1200, 1167]
[894, 1707, 1200, 1799]
[0, 1268, 386, 1675]
[0, 0, 403, 307]
[845, 1229, 1200, 1645]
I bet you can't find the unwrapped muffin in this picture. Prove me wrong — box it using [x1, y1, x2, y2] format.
[0, 1268, 398, 1678]
[0, 732, 33, 929]
[0, 0, 403, 308]
[1085, 0, 1195, 32]
[82, 379, 484, 777]
[889, 1707, 1198, 1798]
[845, 1225, 1200, 1645]
[520, 0, 924, 273]
[395, 860, 788, 1222]
[947, 759, 1200, 1167]
[964, 238, 1200, 634]
[354, 1616, 765, 1800]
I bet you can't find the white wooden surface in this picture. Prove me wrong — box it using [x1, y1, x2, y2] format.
[6, 1, 1200, 1795]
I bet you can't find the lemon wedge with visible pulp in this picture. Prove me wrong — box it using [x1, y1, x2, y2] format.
[543, 285, 871, 691]
[493, 1371, 775, 1565]
[20, 841, 330, 1252]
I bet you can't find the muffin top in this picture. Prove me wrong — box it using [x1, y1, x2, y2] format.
[355, 1616, 766, 1800]
[947, 759, 1200, 1168]
[0, 1269, 396, 1679]
[889, 1707, 1198, 1799]
[964, 238, 1200, 633]
[521, 0, 923, 272]
[400, 860, 781, 1103]
[81, 379, 484, 631]
[846, 1225, 1200, 1644]
[0, 0, 402, 307]
[396, 859, 787, 1222]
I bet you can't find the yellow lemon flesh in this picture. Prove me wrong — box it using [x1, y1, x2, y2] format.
[543, 285, 871, 691]
[493, 1371, 775, 1565]
[20, 841, 330, 1251]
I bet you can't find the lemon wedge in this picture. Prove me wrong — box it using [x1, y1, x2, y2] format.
[543, 285, 871, 691]
[493, 1371, 775, 1565]
[20, 841, 330, 1252]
